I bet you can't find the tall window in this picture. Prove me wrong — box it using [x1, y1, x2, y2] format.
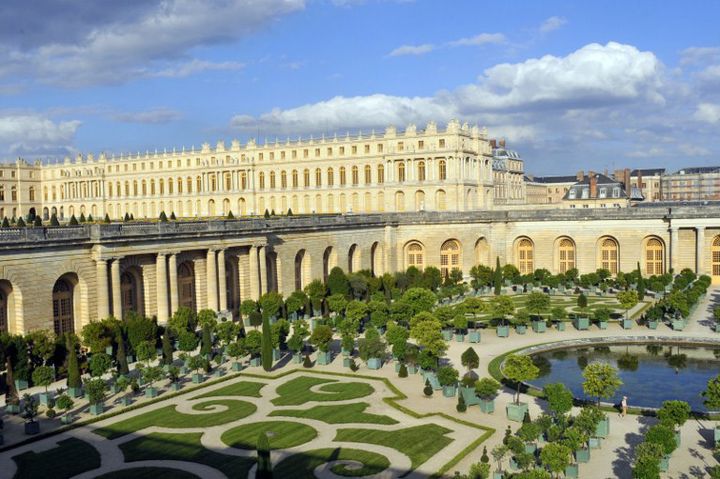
[600, 238, 619, 274]
[52, 279, 74, 335]
[713, 236, 720, 277]
[352, 166, 359, 185]
[269, 171, 276, 189]
[645, 238, 664, 275]
[240, 172, 247, 190]
[315, 168, 322, 186]
[281, 171, 287, 189]
[327, 168, 334, 186]
[340, 167, 346, 186]
[440, 240, 461, 277]
[377, 164, 384, 184]
[517, 238, 534, 274]
[292, 170, 298, 188]
[438, 160, 447, 180]
[417, 161, 426, 181]
[397, 163, 405, 182]
[558, 238, 575, 273]
[364, 165, 372, 184]
[303, 169, 310, 187]
[407, 242, 425, 269]
[258, 172, 265, 189]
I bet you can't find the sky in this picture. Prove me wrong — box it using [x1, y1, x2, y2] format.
[0, 0, 719, 175]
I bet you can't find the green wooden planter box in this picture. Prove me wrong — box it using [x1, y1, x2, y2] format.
[595, 417, 609, 438]
[394, 362, 402, 372]
[479, 399, 495, 413]
[317, 351, 332, 365]
[532, 321, 546, 333]
[120, 396, 132, 406]
[169, 383, 182, 392]
[367, 358, 382, 370]
[556, 321, 566, 331]
[714, 323, 720, 333]
[598, 321, 608, 330]
[89, 404, 104, 416]
[441, 330, 453, 341]
[191, 373, 204, 384]
[407, 365, 417, 374]
[145, 387, 159, 398]
[14, 379, 28, 391]
[622, 319, 634, 329]
[68, 387, 83, 398]
[659, 455, 670, 472]
[61, 414, 75, 424]
[213, 369, 225, 378]
[442, 385, 457, 397]
[647, 320, 658, 329]
[589, 437, 602, 449]
[492, 472, 503, 479]
[496, 325, 509, 337]
[515, 325, 527, 335]
[292, 354, 302, 364]
[565, 464, 579, 478]
[272, 349, 282, 361]
[672, 320, 685, 331]
[341, 348, 351, 357]
[105, 346, 114, 355]
[5, 404, 20, 414]
[231, 362, 244, 371]
[468, 331, 481, 343]
[127, 355, 135, 364]
[573, 317, 589, 330]
[110, 384, 122, 394]
[714, 426, 720, 447]
[455, 333, 465, 342]
[250, 357, 262, 367]
[524, 443, 537, 454]
[506, 402, 528, 422]
[343, 357, 353, 368]
[39, 392, 54, 406]
[575, 448, 590, 463]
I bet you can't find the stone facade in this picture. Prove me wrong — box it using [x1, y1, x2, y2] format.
[0, 206, 718, 335]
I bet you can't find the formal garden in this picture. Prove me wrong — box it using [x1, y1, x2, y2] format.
[1, 260, 719, 478]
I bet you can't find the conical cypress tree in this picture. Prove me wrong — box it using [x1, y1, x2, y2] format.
[271, 209, 275, 216]
[124, 212, 130, 222]
[162, 332, 174, 365]
[130, 213, 134, 220]
[50, 214, 60, 227]
[227, 210, 234, 219]
[116, 328, 129, 375]
[494, 256, 502, 295]
[79, 213, 86, 223]
[261, 315, 273, 372]
[170, 211, 177, 220]
[287, 208, 293, 216]
[10, 216, 16, 225]
[456, 392, 467, 412]
[1, 217, 9, 228]
[200, 324, 212, 357]
[16, 217, 26, 227]
[69, 215, 79, 226]
[66, 336, 82, 389]
[263, 209, 270, 219]
[87, 214, 94, 222]
[423, 378, 433, 397]
[104, 214, 111, 223]
[159, 211, 168, 222]
[33, 216, 42, 227]
[256, 432, 272, 478]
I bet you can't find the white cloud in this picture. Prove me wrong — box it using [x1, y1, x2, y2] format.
[0, 0, 304, 87]
[448, 33, 505, 47]
[539, 16, 567, 34]
[694, 103, 720, 123]
[388, 44, 435, 57]
[680, 46, 720, 66]
[149, 60, 245, 78]
[111, 108, 183, 124]
[0, 115, 81, 156]
[679, 144, 711, 156]
[625, 147, 665, 158]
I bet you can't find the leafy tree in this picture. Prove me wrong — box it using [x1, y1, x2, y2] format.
[645, 423, 677, 456]
[200, 323, 213, 356]
[161, 332, 174, 365]
[197, 309, 218, 330]
[168, 306, 197, 334]
[551, 306, 567, 322]
[285, 290, 307, 316]
[31, 365, 54, 393]
[656, 400, 691, 429]
[22, 393, 39, 423]
[327, 293, 348, 315]
[490, 295, 514, 325]
[226, 340, 246, 363]
[259, 292, 284, 319]
[437, 365, 459, 387]
[525, 292, 550, 319]
[543, 383, 573, 417]
[125, 313, 158, 353]
[470, 264, 493, 291]
[271, 319, 290, 350]
[503, 354, 539, 404]
[358, 326, 386, 361]
[142, 365, 163, 390]
[401, 287, 437, 315]
[309, 325, 333, 353]
[56, 394, 74, 421]
[703, 374, 720, 409]
[85, 378, 107, 406]
[89, 352, 112, 377]
[582, 361, 622, 406]
[345, 300, 369, 323]
[461, 347, 479, 371]
[593, 305, 612, 324]
[422, 266, 443, 291]
[577, 293, 588, 310]
[177, 330, 198, 353]
[135, 340, 156, 365]
[327, 266, 350, 296]
[261, 315, 273, 372]
[539, 443, 571, 478]
[632, 442, 663, 479]
[240, 299, 259, 319]
[617, 290, 639, 320]
[409, 314, 446, 358]
[348, 273, 369, 299]
[398, 363, 408, 378]
[385, 322, 409, 360]
[474, 378, 500, 400]
[216, 321, 240, 347]
[304, 279, 327, 313]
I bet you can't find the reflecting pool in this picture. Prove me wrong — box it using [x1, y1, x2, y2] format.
[526, 343, 720, 411]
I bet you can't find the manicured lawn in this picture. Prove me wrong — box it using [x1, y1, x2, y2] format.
[269, 402, 398, 425]
[94, 399, 256, 439]
[12, 438, 101, 479]
[96, 467, 199, 479]
[272, 376, 374, 406]
[273, 447, 390, 478]
[191, 380, 266, 399]
[221, 420, 317, 450]
[120, 432, 255, 479]
[334, 424, 454, 471]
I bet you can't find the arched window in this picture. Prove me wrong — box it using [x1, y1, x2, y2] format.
[240, 172, 247, 190]
[258, 172, 265, 189]
[327, 168, 334, 186]
[558, 238, 575, 273]
[397, 162, 405, 182]
[352, 166, 359, 185]
[377, 164, 384, 184]
[303, 169, 310, 187]
[187, 177, 192, 193]
[417, 161, 426, 181]
[196, 176, 202, 193]
[395, 191, 405, 211]
[440, 240, 461, 277]
[438, 160, 447, 180]
[178, 262, 196, 311]
[52, 279, 74, 335]
[281, 171, 288, 189]
[225, 173, 231, 191]
[269, 171, 276, 189]
[292, 170, 299, 188]
[645, 238, 664, 275]
[517, 238, 534, 274]
[600, 238, 619, 274]
[406, 242, 425, 269]
[339, 167, 346, 186]
[712, 236, 720, 278]
[436, 189, 446, 210]
[121, 272, 138, 315]
[364, 165, 372, 184]
[315, 168, 322, 186]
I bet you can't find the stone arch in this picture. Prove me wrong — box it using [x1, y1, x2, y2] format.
[395, 191, 405, 212]
[405, 241, 425, 269]
[225, 255, 240, 317]
[474, 237, 490, 266]
[322, 246, 337, 282]
[348, 244, 361, 273]
[554, 236, 576, 274]
[223, 198, 230, 216]
[597, 236, 619, 274]
[208, 199, 216, 216]
[643, 236, 665, 276]
[52, 273, 80, 335]
[120, 266, 144, 318]
[415, 190, 425, 211]
[294, 249, 311, 291]
[370, 241, 383, 276]
[177, 261, 196, 311]
[514, 237, 534, 275]
[435, 189, 447, 210]
[238, 198, 247, 216]
[43, 207, 49, 220]
[712, 236, 720, 283]
[0, 279, 21, 333]
[440, 239, 461, 277]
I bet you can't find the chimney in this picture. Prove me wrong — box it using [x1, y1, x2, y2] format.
[590, 174, 598, 198]
[576, 170, 584, 182]
[624, 168, 631, 192]
[489, 139, 497, 149]
[637, 169, 643, 193]
[499, 138, 506, 148]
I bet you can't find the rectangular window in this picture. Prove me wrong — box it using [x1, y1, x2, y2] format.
[339, 146, 345, 155]
[364, 144, 370, 154]
[439, 139, 446, 148]
[397, 141, 404, 152]
[352, 146, 357, 154]
[418, 140, 424, 150]
[377, 144, 383, 153]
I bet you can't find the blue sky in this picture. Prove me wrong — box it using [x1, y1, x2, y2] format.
[0, 0, 719, 174]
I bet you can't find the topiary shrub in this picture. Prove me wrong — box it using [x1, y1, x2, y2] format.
[423, 378, 433, 397]
[456, 392, 467, 412]
[303, 354, 313, 368]
[398, 363, 408, 378]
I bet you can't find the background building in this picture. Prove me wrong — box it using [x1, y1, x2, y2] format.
[490, 139, 526, 205]
[662, 166, 720, 201]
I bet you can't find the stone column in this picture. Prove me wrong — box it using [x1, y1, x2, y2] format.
[249, 245, 260, 300]
[218, 249, 228, 311]
[156, 253, 169, 324]
[207, 249, 218, 311]
[96, 259, 110, 320]
[696, 226, 706, 275]
[670, 227, 679, 274]
[238, 252, 250, 302]
[168, 253, 178, 316]
[111, 257, 122, 319]
[259, 245, 268, 296]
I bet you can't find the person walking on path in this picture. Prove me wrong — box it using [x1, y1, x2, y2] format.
[621, 395, 628, 417]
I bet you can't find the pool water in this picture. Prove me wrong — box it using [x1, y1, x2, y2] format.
[526, 343, 720, 412]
